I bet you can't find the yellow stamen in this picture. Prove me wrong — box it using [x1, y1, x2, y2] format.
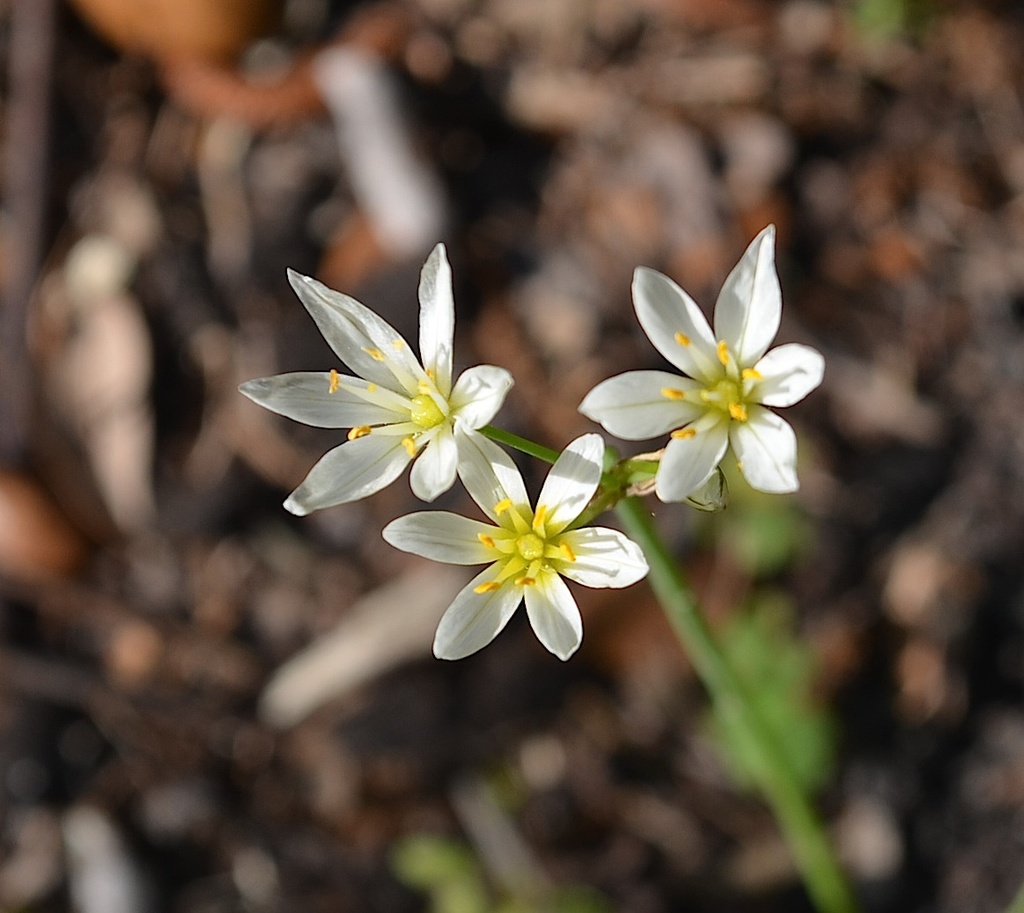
[532, 504, 547, 533]
[426, 368, 436, 380]
[329, 369, 340, 394]
[401, 436, 418, 457]
[717, 341, 730, 366]
[391, 339, 404, 349]
[347, 425, 372, 440]
[728, 402, 748, 422]
[478, 533, 495, 548]
[367, 383, 377, 392]
[474, 581, 501, 594]
[515, 576, 536, 587]
[661, 387, 687, 401]
[364, 347, 385, 361]
[417, 378, 432, 394]
[494, 498, 512, 515]
[741, 368, 762, 381]
[558, 542, 576, 562]
[674, 331, 691, 347]
[671, 427, 697, 439]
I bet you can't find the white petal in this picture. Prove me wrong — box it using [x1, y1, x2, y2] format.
[283, 433, 411, 515]
[450, 365, 514, 429]
[524, 573, 583, 661]
[433, 569, 522, 660]
[410, 425, 458, 501]
[730, 406, 799, 493]
[579, 371, 703, 440]
[655, 418, 729, 502]
[632, 267, 720, 380]
[454, 428, 529, 522]
[559, 527, 649, 588]
[537, 434, 604, 533]
[753, 343, 825, 408]
[239, 373, 400, 428]
[382, 511, 496, 564]
[287, 269, 424, 392]
[713, 225, 781, 365]
[418, 244, 455, 396]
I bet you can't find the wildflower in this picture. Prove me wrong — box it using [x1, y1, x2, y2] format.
[382, 432, 649, 660]
[240, 244, 513, 513]
[579, 225, 824, 500]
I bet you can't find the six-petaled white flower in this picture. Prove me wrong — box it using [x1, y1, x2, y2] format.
[382, 432, 649, 661]
[579, 225, 824, 501]
[240, 244, 513, 513]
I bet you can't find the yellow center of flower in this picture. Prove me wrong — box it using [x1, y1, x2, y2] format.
[516, 533, 545, 561]
[409, 393, 445, 428]
[660, 340, 766, 438]
[472, 500, 577, 594]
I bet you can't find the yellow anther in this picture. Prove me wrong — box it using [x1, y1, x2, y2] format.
[329, 369, 340, 394]
[363, 347, 385, 361]
[391, 339, 404, 349]
[661, 387, 687, 401]
[401, 436, 418, 457]
[671, 427, 697, 440]
[426, 368, 436, 380]
[494, 498, 513, 515]
[532, 504, 548, 533]
[474, 581, 501, 594]
[417, 378, 432, 394]
[367, 383, 378, 392]
[558, 542, 576, 562]
[728, 402, 748, 422]
[717, 341, 730, 366]
[741, 368, 763, 381]
[348, 425, 372, 440]
[674, 331, 691, 347]
[478, 533, 496, 548]
[515, 576, 536, 587]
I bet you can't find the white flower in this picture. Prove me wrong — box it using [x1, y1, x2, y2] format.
[579, 225, 824, 501]
[382, 432, 649, 661]
[240, 244, 513, 513]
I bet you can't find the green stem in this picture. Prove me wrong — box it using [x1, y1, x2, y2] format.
[480, 425, 560, 464]
[615, 497, 861, 913]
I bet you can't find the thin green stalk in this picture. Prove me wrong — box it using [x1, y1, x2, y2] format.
[481, 425, 560, 464]
[615, 496, 861, 913]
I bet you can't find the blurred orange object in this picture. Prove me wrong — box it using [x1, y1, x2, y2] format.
[0, 470, 88, 582]
[66, 0, 282, 63]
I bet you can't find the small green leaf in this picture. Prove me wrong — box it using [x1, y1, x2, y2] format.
[391, 834, 479, 890]
[707, 593, 836, 796]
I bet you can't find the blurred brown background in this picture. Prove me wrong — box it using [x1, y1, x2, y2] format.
[2, 1, 1024, 911]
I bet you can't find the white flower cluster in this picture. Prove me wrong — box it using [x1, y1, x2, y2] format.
[241, 229, 822, 660]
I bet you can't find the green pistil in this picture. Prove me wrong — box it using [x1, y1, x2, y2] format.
[409, 393, 445, 428]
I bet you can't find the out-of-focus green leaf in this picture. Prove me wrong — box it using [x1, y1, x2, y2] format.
[392, 833, 612, 913]
[707, 593, 836, 796]
[391, 833, 481, 892]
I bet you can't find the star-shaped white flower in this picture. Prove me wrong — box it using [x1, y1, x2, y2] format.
[240, 244, 513, 513]
[382, 432, 649, 661]
[579, 225, 824, 501]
